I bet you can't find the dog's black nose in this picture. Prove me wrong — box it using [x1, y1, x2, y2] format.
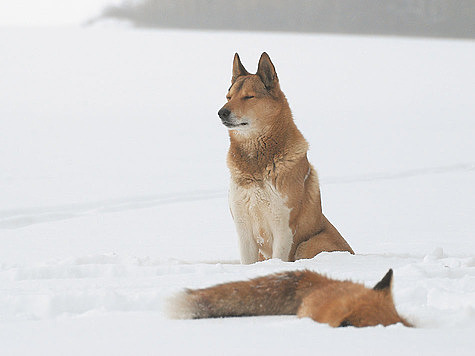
[218, 108, 231, 120]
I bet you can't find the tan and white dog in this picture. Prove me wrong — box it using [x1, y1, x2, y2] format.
[218, 52, 354, 263]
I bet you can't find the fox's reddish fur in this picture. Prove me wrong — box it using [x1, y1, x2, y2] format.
[219, 53, 354, 263]
[167, 269, 411, 328]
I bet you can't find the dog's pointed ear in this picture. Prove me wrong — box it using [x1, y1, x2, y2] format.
[232, 53, 249, 84]
[257, 52, 278, 89]
[373, 269, 393, 292]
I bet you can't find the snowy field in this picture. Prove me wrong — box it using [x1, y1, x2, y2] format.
[0, 24, 474, 355]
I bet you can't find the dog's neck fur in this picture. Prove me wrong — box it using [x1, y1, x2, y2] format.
[227, 95, 308, 186]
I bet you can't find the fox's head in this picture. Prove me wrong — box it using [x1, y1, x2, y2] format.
[218, 53, 289, 136]
[299, 269, 412, 327]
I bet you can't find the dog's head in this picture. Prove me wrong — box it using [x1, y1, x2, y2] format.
[218, 53, 285, 135]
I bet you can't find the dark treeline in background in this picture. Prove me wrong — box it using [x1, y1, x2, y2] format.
[95, 0, 475, 39]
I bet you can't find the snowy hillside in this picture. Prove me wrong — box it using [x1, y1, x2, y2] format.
[0, 27, 474, 355]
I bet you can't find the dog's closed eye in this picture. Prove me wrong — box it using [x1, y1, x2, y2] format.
[243, 96, 255, 100]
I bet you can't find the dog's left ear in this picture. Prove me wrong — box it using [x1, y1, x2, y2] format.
[257, 52, 278, 89]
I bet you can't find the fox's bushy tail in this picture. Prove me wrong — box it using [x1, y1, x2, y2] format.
[166, 271, 318, 319]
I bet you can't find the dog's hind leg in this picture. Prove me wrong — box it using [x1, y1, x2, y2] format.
[294, 217, 354, 260]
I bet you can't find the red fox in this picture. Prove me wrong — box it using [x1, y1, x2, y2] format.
[167, 269, 411, 327]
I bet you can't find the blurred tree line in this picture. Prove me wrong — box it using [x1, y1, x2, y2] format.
[98, 0, 474, 39]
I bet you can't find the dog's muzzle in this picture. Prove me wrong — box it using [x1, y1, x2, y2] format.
[218, 108, 248, 128]
[218, 107, 231, 120]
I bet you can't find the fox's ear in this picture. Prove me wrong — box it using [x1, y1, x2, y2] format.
[257, 52, 278, 89]
[232, 53, 249, 84]
[373, 269, 393, 291]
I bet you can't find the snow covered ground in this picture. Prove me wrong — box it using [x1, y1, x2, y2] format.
[0, 25, 474, 354]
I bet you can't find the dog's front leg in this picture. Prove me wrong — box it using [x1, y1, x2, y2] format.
[233, 218, 258, 264]
[237, 230, 259, 264]
[271, 232, 293, 262]
[229, 183, 259, 264]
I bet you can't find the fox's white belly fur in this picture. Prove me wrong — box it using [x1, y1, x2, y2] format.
[229, 180, 294, 264]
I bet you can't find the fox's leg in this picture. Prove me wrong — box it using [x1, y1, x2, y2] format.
[294, 218, 354, 260]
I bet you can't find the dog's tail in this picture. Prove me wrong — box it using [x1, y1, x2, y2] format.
[166, 271, 317, 319]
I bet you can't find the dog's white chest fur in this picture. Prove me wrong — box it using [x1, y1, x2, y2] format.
[229, 180, 293, 263]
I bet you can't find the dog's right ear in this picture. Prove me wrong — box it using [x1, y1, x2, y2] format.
[232, 53, 249, 84]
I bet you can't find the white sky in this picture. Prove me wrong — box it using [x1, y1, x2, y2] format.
[0, 0, 124, 26]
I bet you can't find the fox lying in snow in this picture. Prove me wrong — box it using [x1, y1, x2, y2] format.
[167, 269, 411, 327]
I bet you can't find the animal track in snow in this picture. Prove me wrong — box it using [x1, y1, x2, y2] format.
[1, 162, 473, 229]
